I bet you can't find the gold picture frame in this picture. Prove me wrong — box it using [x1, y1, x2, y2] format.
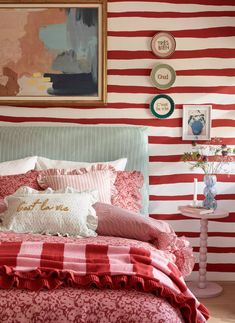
[0, 0, 107, 106]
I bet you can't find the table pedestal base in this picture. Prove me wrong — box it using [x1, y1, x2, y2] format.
[187, 281, 223, 298]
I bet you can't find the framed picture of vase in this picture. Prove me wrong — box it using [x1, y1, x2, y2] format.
[0, 0, 107, 106]
[182, 105, 212, 140]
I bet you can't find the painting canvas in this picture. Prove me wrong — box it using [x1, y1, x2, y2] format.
[0, 1, 107, 106]
[182, 105, 212, 140]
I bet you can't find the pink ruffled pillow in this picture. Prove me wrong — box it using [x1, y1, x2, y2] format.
[0, 170, 43, 200]
[111, 171, 144, 213]
[37, 165, 117, 204]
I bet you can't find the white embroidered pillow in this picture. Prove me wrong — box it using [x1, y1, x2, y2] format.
[37, 165, 117, 204]
[1, 186, 98, 237]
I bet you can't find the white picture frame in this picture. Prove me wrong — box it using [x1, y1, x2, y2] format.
[182, 105, 212, 140]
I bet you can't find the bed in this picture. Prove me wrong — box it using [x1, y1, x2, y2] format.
[0, 125, 209, 323]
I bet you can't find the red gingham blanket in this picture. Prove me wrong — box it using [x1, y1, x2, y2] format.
[0, 241, 209, 323]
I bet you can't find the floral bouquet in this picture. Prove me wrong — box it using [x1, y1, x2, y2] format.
[181, 138, 235, 175]
[181, 138, 235, 209]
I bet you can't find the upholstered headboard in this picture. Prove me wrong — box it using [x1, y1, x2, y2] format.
[0, 125, 149, 214]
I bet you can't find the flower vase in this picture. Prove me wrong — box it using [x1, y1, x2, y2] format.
[203, 175, 217, 210]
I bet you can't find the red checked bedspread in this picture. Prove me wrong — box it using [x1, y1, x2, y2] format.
[0, 233, 209, 323]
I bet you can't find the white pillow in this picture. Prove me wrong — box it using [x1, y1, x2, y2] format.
[1, 186, 98, 237]
[0, 156, 37, 176]
[36, 156, 127, 171]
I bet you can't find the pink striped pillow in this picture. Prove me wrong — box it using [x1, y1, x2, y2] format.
[37, 165, 117, 204]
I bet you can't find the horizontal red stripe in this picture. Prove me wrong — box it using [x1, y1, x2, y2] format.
[107, 103, 234, 110]
[150, 194, 235, 201]
[108, 27, 235, 38]
[2, 102, 233, 112]
[193, 263, 235, 272]
[150, 154, 235, 162]
[150, 174, 235, 185]
[193, 247, 235, 253]
[108, 0, 235, 5]
[150, 194, 194, 201]
[208, 213, 235, 222]
[0, 115, 175, 127]
[0, 116, 234, 130]
[108, 68, 235, 77]
[149, 137, 187, 145]
[150, 213, 235, 222]
[0, 115, 152, 125]
[1, 104, 104, 110]
[213, 119, 235, 127]
[108, 48, 235, 60]
[149, 214, 193, 221]
[177, 69, 235, 77]
[0, 116, 175, 127]
[106, 103, 149, 109]
[150, 212, 235, 222]
[176, 232, 235, 239]
[0, 115, 193, 127]
[149, 155, 182, 162]
[149, 136, 235, 145]
[0, 116, 171, 126]
[3, 102, 148, 110]
[108, 69, 150, 76]
[108, 49, 235, 60]
[108, 11, 235, 18]
[108, 85, 235, 95]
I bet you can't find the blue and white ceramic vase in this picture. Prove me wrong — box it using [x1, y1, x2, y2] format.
[203, 175, 217, 210]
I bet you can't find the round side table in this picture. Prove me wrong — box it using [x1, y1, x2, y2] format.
[179, 207, 229, 298]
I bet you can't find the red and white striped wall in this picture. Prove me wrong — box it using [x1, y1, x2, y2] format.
[0, 0, 235, 281]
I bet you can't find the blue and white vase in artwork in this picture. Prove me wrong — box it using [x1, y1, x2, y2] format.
[203, 175, 217, 210]
[190, 120, 204, 136]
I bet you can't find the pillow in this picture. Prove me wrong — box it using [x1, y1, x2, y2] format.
[0, 170, 42, 200]
[95, 203, 195, 277]
[95, 202, 173, 244]
[37, 165, 116, 204]
[0, 199, 6, 214]
[111, 171, 144, 213]
[0, 156, 37, 176]
[1, 186, 98, 237]
[36, 156, 127, 171]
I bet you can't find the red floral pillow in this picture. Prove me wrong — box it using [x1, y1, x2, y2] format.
[0, 170, 43, 200]
[111, 171, 144, 213]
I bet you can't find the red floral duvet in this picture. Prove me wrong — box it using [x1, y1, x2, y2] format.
[0, 232, 209, 323]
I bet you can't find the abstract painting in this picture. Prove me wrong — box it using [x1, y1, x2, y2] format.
[0, 0, 107, 106]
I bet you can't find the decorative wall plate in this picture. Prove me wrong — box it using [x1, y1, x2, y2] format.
[150, 94, 175, 119]
[150, 63, 176, 90]
[151, 32, 176, 58]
